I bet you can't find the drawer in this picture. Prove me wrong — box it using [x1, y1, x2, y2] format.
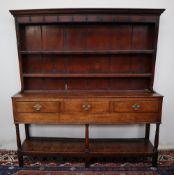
[58, 113, 160, 124]
[61, 100, 109, 113]
[14, 113, 59, 123]
[15, 101, 59, 113]
[14, 112, 160, 124]
[113, 100, 159, 113]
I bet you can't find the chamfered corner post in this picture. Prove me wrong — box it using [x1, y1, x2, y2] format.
[15, 123, 24, 167]
[85, 124, 90, 168]
[145, 123, 150, 142]
[152, 123, 160, 167]
[25, 124, 30, 139]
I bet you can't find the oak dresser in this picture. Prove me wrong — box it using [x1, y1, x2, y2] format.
[10, 8, 165, 167]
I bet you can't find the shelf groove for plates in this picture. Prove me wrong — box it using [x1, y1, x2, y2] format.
[20, 50, 154, 55]
[23, 73, 152, 78]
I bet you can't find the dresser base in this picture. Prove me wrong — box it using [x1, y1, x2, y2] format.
[15, 123, 159, 167]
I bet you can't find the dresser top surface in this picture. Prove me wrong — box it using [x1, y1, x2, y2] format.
[12, 91, 162, 100]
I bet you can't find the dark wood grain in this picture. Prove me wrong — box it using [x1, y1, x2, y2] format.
[17, 22, 158, 91]
[145, 123, 150, 141]
[22, 138, 85, 155]
[10, 8, 165, 16]
[15, 124, 24, 166]
[90, 138, 153, 155]
[23, 73, 152, 78]
[152, 123, 160, 166]
[20, 50, 154, 55]
[14, 112, 161, 124]
[21, 137, 154, 157]
[10, 8, 164, 167]
[24, 124, 30, 139]
[85, 124, 89, 152]
[12, 91, 163, 99]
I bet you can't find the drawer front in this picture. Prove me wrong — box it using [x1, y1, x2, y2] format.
[58, 113, 160, 124]
[14, 113, 59, 123]
[14, 112, 160, 124]
[15, 102, 59, 113]
[61, 100, 109, 113]
[113, 100, 159, 113]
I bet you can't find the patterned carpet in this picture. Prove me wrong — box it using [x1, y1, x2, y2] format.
[15, 170, 159, 175]
[0, 150, 174, 174]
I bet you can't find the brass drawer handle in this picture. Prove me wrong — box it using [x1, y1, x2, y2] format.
[132, 104, 141, 110]
[33, 104, 42, 111]
[82, 104, 91, 111]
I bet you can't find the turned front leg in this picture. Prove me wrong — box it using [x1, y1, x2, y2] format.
[145, 123, 150, 141]
[85, 124, 90, 167]
[152, 123, 160, 167]
[25, 124, 30, 139]
[15, 124, 24, 167]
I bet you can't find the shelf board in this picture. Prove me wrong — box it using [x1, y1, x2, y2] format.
[90, 138, 153, 156]
[20, 50, 154, 55]
[21, 137, 153, 156]
[22, 137, 85, 155]
[23, 73, 152, 78]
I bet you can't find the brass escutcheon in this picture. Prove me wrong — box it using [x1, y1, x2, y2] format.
[33, 104, 42, 111]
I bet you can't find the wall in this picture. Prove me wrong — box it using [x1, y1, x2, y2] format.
[0, 0, 173, 149]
